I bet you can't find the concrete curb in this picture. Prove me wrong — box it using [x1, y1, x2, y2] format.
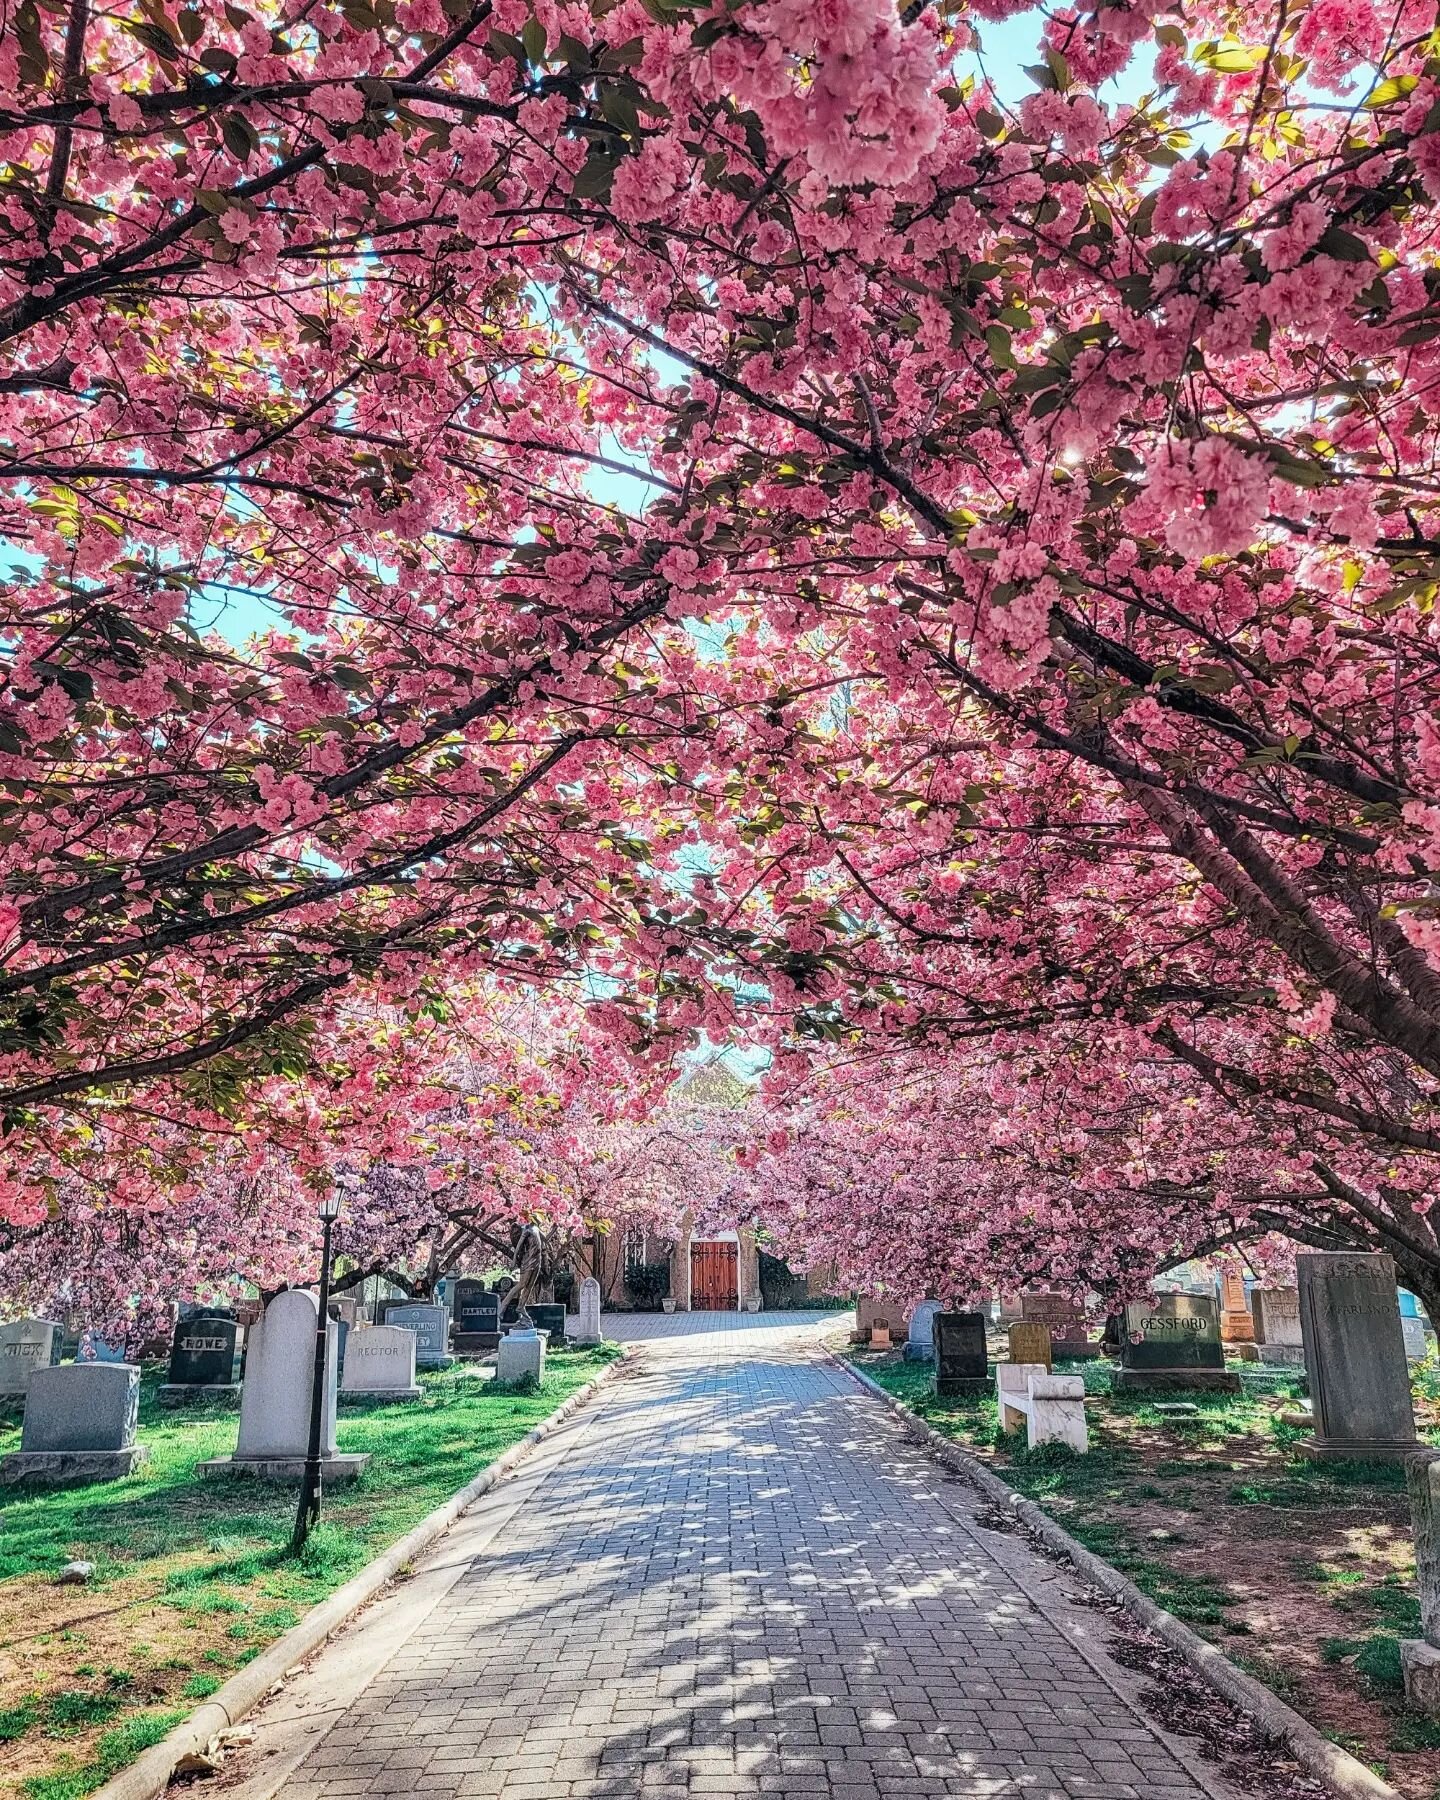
[93, 1348, 631, 1800]
[833, 1352, 1400, 1800]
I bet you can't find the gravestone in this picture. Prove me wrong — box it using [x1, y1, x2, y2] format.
[331, 1313, 350, 1380]
[382, 1302, 453, 1369]
[1008, 1322, 1052, 1370]
[452, 1279, 501, 1355]
[997, 1293, 1024, 1325]
[1402, 1454, 1440, 1711]
[934, 1311, 988, 1397]
[329, 1295, 359, 1327]
[1251, 1287, 1305, 1366]
[0, 1363, 147, 1487]
[903, 1300, 942, 1364]
[870, 1324, 892, 1351]
[853, 1295, 909, 1345]
[160, 1315, 242, 1407]
[197, 1289, 368, 1482]
[1020, 1293, 1098, 1359]
[574, 1277, 602, 1347]
[341, 1324, 421, 1402]
[0, 1319, 62, 1401]
[1114, 1294, 1240, 1394]
[526, 1303, 567, 1346]
[496, 1328, 546, 1388]
[1298, 1252, 1417, 1461]
[78, 1331, 126, 1364]
[1219, 1268, 1256, 1345]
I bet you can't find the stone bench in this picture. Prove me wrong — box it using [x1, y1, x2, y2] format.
[996, 1363, 1089, 1453]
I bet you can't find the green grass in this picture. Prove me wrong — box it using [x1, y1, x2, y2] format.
[21, 1709, 188, 1800]
[0, 1345, 620, 1796]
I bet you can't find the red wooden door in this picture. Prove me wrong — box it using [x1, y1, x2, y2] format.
[691, 1241, 738, 1312]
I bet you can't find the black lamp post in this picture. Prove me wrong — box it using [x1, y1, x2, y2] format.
[291, 1186, 342, 1556]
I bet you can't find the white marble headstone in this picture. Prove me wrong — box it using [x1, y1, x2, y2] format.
[575, 1277, 602, 1346]
[904, 1300, 942, 1363]
[234, 1290, 337, 1460]
[341, 1324, 418, 1394]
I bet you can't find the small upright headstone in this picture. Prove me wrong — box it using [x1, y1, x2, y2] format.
[1251, 1287, 1305, 1366]
[1008, 1322, 1052, 1370]
[934, 1312, 988, 1397]
[197, 1289, 368, 1483]
[0, 1363, 148, 1487]
[998, 1293, 1024, 1326]
[453, 1279, 501, 1354]
[382, 1302, 453, 1369]
[870, 1324, 892, 1351]
[496, 1328, 546, 1388]
[341, 1325, 421, 1403]
[0, 1319, 62, 1401]
[903, 1300, 942, 1364]
[526, 1303, 567, 1346]
[1114, 1294, 1240, 1394]
[161, 1315, 243, 1407]
[78, 1331, 126, 1364]
[853, 1296, 909, 1345]
[1297, 1253, 1417, 1461]
[1020, 1293, 1098, 1359]
[574, 1277, 602, 1347]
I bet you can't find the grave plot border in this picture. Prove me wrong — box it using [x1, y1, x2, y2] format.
[90, 1345, 632, 1800]
[834, 1351, 1400, 1800]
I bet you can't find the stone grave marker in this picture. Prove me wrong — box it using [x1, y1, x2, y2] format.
[341, 1324, 421, 1402]
[903, 1300, 942, 1364]
[574, 1277, 602, 1347]
[1008, 1322, 1052, 1370]
[496, 1328, 546, 1388]
[0, 1362, 147, 1487]
[382, 1301, 453, 1369]
[997, 1293, 1024, 1325]
[160, 1315, 242, 1407]
[934, 1311, 988, 1397]
[526, 1302, 567, 1346]
[452, 1279, 501, 1354]
[1020, 1293, 1098, 1359]
[1114, 1294, 1240, 1394]
[198, 1289, 368, 1482]
[1219, 1268, 1257, 1357]
[1402, 1454, 1440, 1711]
[1251, 1287, 1305, 1367]
[0, 1319, 62, 1401]
[853, 1295, 909, 1345]
[1297, 1252, 1417, 1461]
[870, 1324, 892, 1351]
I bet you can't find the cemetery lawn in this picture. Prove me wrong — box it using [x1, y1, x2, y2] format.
[848, 1343, 1440, 1800]
[0, 1345, 621, 1800]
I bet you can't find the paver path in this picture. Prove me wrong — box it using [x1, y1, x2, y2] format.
[229, 1314, 1230, 1800]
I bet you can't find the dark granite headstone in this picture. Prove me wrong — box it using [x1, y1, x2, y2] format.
[1116, 1294, 1240, 1393]
[526, 1303, 567, 1346]
[167, 1316, 240, 1386]
[934, 1311, 988, 1397]
[453, 1279, 501, 1354]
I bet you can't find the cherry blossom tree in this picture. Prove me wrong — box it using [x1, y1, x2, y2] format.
[4, 0, 1440, 1300]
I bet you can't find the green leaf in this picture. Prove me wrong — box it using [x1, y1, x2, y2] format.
[521, 16, 546, 62]
[1365, 73, 1418, 106]
[1316, 225, 1370, 263]
[221, 113, 259, 161]
[984, 324, 1017, 371]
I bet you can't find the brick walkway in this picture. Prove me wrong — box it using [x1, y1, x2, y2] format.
[234, 1314, 1230, 1800]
